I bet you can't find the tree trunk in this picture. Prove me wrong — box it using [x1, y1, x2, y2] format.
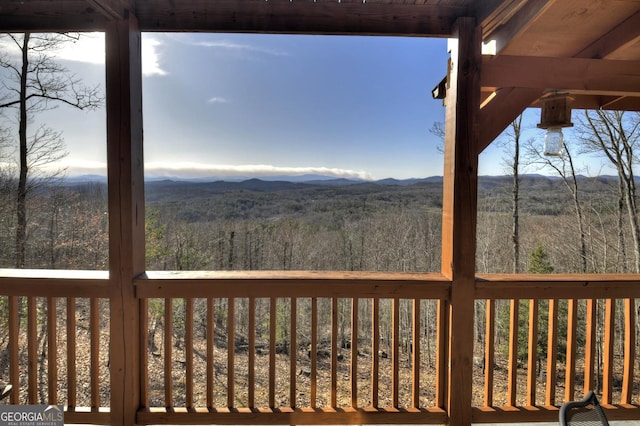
[623, 175, 640, 272]
[617, 178, 628, 272]
[16, 33, 30, 269]
[565, 150, 588, 273]
[511, 116, 521, 273]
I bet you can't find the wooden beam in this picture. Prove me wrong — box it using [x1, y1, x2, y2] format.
[477, 4, 640, 150]
[482, 55, 640, 96]
[477, 0, 527, 34]
[85, 0, 132, 20]
[0, 1, 108, 32]
[106, 11, 145, 426]
[135, 0, 462, 36]
[480, 0, 556, 53]
[576, 9, 640, 59]
[441, 16, 482, 426]
[478, 87, 542, 152]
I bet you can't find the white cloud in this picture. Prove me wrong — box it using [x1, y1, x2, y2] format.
[57, 160, 372, 181]
[50, 33, 167, 77]
[144, 162, 372, 180]
[141, 37, 167, 76]
[207, 97, 228, 104]
[53, 159, 107, 176]
[192, 39, 289, 57]
[55, 33, 104, 65]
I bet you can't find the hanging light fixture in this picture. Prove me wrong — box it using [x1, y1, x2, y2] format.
[537, 92, 574, 156]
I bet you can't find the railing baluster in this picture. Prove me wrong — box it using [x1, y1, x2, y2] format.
[90, 297, 100, 409]
[351, 297, 358, 408]
[331, 297, 338, 408]
[564, 299, 577, 402]
[9, 296, 19, 404]
[269, 297, 276, 408]
[227, 297, 235, 408]
[371, 297, 379, 408]
[527, 299, 538, 405]
[436, 299, 447, 410]
[185, 298, 194, 408]
[545, 299, 558, 406]
[140, 298, 149, 408]
[507, 299, 518, 406]
[248, 297, 255, 408]
[622, 298, 635, 404]
[47, 297, 57, 404]
[411, 298, 420, 408]
[584, 299, 597, 394]
[28, 296, 37, 404]
[290, 297, 297, 408]
[310, 297, 318, 408]
[164, 298, 173, 407]
[603, 298, 615, 404]
[67, 297, 76, 408]
[206, 298, 214, 408]
[484, 299, 495, 406]
[392, 298, 399, 408]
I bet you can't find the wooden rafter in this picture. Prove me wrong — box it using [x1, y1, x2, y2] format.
[0, 1, 108, 32]
[85, 0, 132, 20]
[480, 0, 556, 53]
[482, 55, 640, 97]
[1, 0, 466, 36]
[135, 0, 463, 36]
[478, 87, 542, 152]
[576, 9, 640, 59]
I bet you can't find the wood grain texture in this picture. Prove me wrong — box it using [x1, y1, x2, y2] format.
[441, 16, 482, 425]
[106, 12, 145, 425]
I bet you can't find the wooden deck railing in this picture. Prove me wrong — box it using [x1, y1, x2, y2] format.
[135, 271, 451, 425]
[473, 275, 640, 423]
[2, 270, 640, 425]
[0, 270, 111, 424]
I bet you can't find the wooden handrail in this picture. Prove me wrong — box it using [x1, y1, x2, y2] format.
[136, 271, 451, 299]
[0, 269, 108, 297]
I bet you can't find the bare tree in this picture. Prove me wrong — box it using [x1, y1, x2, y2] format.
[0, 32, 102, 268]
[500, 115, 524, 273]
[577, 110, 640, 273]
[526, 131, 588, 273]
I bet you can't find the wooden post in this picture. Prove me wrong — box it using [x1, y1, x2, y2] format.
[106, 10, 145, 426]
[441, 17, 481, 426]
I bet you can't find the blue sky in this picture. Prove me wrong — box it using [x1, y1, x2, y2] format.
[10, 32, 452, 180]
[2, 32, 614, 180]
[141, 33, 449, 180]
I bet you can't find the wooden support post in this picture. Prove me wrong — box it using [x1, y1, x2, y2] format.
[441, 16, 481, 426]
[106, 10, 145, 426]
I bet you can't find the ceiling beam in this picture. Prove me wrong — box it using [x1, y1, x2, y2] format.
[568, 94, 640, 111]
[478, 0, 528, 37]
[0, 1, 108, 31]
[480, 0, 556, 54]
[478, 87, 542, 152]
[85, 0, 132, 20]
[482, 55, 640, 97]
[135, 0, 463, 36]
[575, 9, 640, 59]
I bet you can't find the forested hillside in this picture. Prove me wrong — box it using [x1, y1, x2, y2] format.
[0, 173, 629, 274]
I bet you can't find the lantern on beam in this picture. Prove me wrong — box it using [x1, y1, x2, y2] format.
[537, 93, 574, 156]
